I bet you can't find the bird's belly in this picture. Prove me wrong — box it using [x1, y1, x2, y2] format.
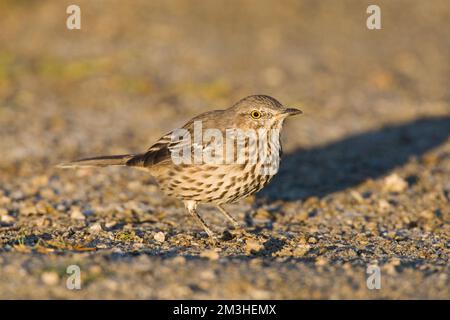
[156, 160, 279, 204]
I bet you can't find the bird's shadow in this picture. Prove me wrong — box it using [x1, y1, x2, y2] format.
[257, 115, 450, 202]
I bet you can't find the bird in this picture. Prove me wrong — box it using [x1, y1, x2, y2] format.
[58, 95, 302, 243]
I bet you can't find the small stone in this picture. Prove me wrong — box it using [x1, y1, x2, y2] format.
[315, 257, 327, 266]
[127, 181, 142, 190]
[41, 271, 59, 286]
[383, 173, 408, 193]
[221, 230, 234, 241]
[251, 289, 271, 299]
[10, 191, 24, 200]
[123, 224, 133, 230]
[1, 214, 15, 223]
[133, 243, 144, 249]
[308, 237, 317, 244]
[378, 199, 391, 211]
[297, 236, 307, 244]
[89, 265, 102, 275]
[36, 217, 52, 227]
[172, 256, 186, 265]
[422, 153, 438, 165]
[350, 191, 365, 203]
[105, 221, 117, 229]
[20, 206, 37, 215]
[31, 175, 49, 187]
[389, 257, 401, 266]
[56, 204, 66, 211]
[0, 196, 11, 205]
[366, 222, 378, 231]
[294, 210, 309, 222]
[35, 202, 50, 214]
[199, 269, 216, 280]
[40, 188, 55, 199]
[83, 209, 95, 216]
[383, 261, 398, 275]
[89, 223, 103, 233]
[419, 210, 434, 220]
[200, 249, 220, 260]
[154, 231, 165, 243]
[293, 244, 310, 257]
[245, 238, 264, 253]
[253, 208, 271, 220]
[70, 207, 85, 220]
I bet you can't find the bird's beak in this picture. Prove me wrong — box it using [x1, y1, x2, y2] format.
[282, 107, 303, 116]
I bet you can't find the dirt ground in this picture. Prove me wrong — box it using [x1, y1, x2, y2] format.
[0, 0, 448, 299]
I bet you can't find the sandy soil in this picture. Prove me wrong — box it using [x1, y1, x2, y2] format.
[0, 0, 448, 299]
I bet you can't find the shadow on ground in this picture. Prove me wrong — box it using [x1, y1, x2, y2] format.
[258, 116, 450, 201]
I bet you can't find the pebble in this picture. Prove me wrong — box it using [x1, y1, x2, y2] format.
[294, 210, 309, 221]
[308, 237, 318, 244]
[200, 249, 220, 260]
[39, 188, 55, 199]
[89, 223, 103, 233]
[41, 271, 59, 286]
[199, 269, 216, 280]
[378, 199, 391, 211]
[20, 206, 37, 215]
[154, 231, 165, 243]
[250, 289, 271, 299]
[172, 256, 186, 265]
[221, 230, 234, 241]
[70, 207, 86, 220]
[315, 257, 327, 266]
[127, 181, 142, 191]
[1, 214, 15, 223]
[293, 244, 311, 257]
[383, 259, 400, 275]
[0, 196, 11, 205]
[31, 175, 49, 187]
[89, 265, 102, 275]
[253, 208, 271, 220]
[245, 239, 264, 253]
[350, 191, 365, 203]
[36, 217, 52, 227]
[105, 221, 117, 229]
[383, 174, 408, 193]
[419, 210, 434, 220]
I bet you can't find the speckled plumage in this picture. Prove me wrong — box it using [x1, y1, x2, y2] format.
[60, 95, 302, 241]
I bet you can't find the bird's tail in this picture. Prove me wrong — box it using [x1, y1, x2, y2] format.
[57, 154, 137, 168]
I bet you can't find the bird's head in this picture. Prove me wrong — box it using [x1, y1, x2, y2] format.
[228, 95, 302, 130]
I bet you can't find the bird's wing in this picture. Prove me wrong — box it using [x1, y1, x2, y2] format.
[127, 110, 226, 168]
[126, 130, 185, 167]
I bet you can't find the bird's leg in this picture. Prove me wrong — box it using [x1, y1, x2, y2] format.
[189, 208, 215, 239]
[185, 201, 217, 243]
[216, 205, 248, 234]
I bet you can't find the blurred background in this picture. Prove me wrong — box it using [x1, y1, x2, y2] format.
[0, 0, 448, 299]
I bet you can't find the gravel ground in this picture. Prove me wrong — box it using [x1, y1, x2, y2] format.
[0, 0, 449, 299]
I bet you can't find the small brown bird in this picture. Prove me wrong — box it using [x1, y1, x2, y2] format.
[59, 95, 302, 242]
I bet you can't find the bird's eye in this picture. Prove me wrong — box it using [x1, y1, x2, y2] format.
[251, 110, 261, 119]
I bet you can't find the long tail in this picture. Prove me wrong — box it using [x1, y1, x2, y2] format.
[57, 154, 138, 168]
